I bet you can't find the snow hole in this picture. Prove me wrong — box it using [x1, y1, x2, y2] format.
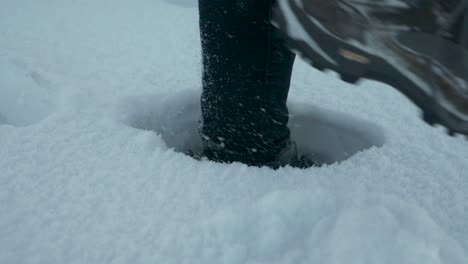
[119, 89, 385, 164]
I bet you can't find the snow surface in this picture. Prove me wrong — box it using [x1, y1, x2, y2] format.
[1, 0, 468, 263]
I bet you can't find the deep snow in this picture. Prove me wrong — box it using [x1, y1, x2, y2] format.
[1, 0, 468, 263]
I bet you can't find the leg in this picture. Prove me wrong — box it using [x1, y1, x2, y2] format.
[198, 0, 296, 166]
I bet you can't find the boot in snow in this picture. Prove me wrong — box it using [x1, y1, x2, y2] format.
[272, 0, 468, 137]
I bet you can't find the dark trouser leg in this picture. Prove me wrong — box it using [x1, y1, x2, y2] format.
[198, 0, 296, 166]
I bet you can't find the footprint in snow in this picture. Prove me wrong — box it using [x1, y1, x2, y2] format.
[119, 89, 385, 165]
[0, 57, 57, 126]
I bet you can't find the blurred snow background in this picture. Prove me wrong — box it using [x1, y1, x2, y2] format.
[1, 0, 467, 263]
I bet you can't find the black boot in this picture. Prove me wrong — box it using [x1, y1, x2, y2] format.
[272, 0, 468, 137]
[198, 0, 300, 167]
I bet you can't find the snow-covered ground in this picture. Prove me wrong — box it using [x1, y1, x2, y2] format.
[1, 0, 467, 263]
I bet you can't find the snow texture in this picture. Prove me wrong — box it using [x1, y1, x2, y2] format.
[0, 58, 57, 126]
[164, 0, 197, 8]
[1, 0, 468, 264]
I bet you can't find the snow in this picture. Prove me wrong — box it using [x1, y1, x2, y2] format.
[0, 0, 467, 263]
